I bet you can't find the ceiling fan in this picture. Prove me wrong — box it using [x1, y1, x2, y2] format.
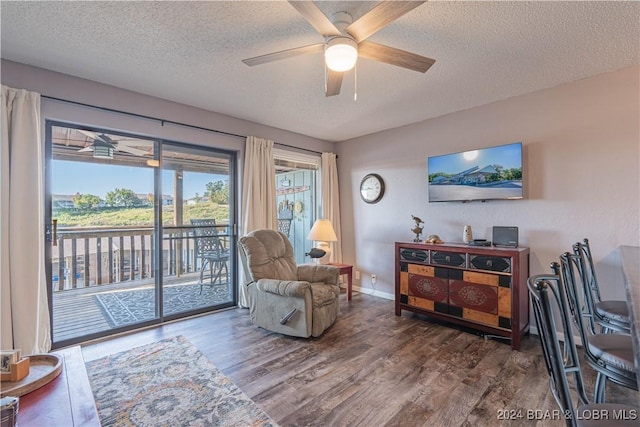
[77, 130, 150, 159]
[242, 1, 435, 97]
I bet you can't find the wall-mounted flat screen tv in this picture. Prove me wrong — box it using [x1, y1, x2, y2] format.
[427, 142, 523, 203]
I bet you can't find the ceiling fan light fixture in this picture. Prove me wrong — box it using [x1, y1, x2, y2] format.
[325, 37, 358, 72]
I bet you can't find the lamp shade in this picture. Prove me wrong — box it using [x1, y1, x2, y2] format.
[307, 219, 338, 242]
[325, 37, 358, 72]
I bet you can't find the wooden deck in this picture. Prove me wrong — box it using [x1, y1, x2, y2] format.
[52, 272, 233, 343]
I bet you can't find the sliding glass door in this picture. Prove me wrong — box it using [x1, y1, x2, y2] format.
[46, 122, 236, 347]
[160, 142, 235, 320]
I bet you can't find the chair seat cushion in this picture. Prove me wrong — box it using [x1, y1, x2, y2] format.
[310, 283, 340, 307]
[595, 300, 630, 324]
[587, 333, 636, 373]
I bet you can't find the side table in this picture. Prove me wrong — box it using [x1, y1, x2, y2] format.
[17, 346, 100, 426]
[328, 263, 353, 301]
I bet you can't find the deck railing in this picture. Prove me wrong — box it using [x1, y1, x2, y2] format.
[52, 225, 229, 291]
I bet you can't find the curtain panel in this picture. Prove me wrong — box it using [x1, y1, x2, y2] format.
[239, 136, 278, 307]
[1, 85, 51, 353]
[321, 152, 342, 263]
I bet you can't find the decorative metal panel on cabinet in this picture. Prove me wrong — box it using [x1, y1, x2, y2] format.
[395, 242, 530, 350]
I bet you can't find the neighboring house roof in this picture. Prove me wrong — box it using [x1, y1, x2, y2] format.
[468, 165, 498, 175]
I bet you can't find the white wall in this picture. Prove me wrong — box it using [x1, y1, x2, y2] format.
[1, 60, 335, 155]
[336, 65, 640, 301]
[3, 60, 638, 304]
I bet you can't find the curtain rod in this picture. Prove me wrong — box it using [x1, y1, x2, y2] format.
[41, 94, 325, 156]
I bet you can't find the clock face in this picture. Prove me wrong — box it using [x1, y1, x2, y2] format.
[360, 174, 385, 203]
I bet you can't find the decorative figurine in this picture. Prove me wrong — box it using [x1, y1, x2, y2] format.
[426, 234, 444, 244]
[411, 215, 424, 242]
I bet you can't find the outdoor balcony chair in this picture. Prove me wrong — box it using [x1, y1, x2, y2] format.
[191, 218, 229, 294]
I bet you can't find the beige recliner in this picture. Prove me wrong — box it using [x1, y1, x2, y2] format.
[238, 229, 340, 338]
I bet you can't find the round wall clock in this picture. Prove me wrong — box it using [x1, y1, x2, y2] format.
[360, 173, 385, 204]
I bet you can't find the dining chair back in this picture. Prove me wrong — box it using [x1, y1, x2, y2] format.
[572, 238, 630, 334]
[553, 255, 637, 403]
[528, 273, 638, 427]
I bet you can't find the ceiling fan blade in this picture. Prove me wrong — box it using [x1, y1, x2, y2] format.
[346, 1, 426, 42]
[78, 146, 94, 153]
[116, 145, 149, 156]
[325, 69, 343, 97]
[243, 43, 324, 66]
[76, 129, 101, 141]
[358, 41, 435, 73]
[288, 1, 341, 37]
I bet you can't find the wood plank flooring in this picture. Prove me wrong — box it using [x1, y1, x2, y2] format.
[80, 293, 639, 426]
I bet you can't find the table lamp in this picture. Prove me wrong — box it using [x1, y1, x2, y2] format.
[307, 219, 337, 265]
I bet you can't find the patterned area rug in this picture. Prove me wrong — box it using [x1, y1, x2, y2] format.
[95, 284, 231, 327]
[86, 336, 277, 427]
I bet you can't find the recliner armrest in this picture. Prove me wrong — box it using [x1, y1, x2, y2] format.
[256, 278, 311, 297]
[297, 265, 339, 285]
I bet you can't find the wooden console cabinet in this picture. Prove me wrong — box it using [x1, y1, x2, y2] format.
[395, 242, 530, 350]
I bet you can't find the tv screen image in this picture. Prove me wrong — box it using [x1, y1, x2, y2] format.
[427, 142, 523, 202]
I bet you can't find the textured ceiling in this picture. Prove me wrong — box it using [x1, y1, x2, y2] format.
[1, 1, 639, 142]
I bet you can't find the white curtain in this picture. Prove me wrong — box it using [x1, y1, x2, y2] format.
[1, 86, 51, 354]
[321, 152, 342, 263]
[239, 136, 277, 307]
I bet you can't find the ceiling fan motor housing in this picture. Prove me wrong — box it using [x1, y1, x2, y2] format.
[330, 11, 353, 33]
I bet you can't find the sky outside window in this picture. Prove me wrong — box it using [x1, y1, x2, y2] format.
[53, 160, 226, 200]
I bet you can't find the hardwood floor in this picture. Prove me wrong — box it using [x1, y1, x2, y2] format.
[80, 293, 639, 426]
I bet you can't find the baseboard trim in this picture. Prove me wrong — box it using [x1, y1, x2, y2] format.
[352, 285, 394, 301]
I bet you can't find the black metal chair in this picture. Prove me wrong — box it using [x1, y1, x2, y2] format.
[553, 255, 637, 403]
[528, 273, 638, 427]
[572, 238, 631, 334]
[191, 219, 229, 293]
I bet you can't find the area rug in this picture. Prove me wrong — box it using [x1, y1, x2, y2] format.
[86, 336, 277, 427]
[95, 284, 230, 327]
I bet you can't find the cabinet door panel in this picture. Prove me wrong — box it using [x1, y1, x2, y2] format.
[449, 280, 498, 314]
[463, 270, 499, 287]
[408, 296, 435, 311]
[408, 274, 448, 303]
[463, 308, 499, 327]
[400, 271, 409, 295]
[408, 264, 434, 277]
[498, 287, 512, 318]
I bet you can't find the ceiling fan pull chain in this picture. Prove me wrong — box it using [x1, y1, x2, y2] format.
[354, 62, 358, 101]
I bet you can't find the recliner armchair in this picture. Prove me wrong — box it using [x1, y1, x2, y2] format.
[238, 229, 340, 338]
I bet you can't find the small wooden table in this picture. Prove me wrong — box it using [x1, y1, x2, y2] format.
[328, 263, 353, 301]
[17, 346, 100, 426]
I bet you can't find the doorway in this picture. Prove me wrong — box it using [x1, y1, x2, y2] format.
[46, 122, 236, 347]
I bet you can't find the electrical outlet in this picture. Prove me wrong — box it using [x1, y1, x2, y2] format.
[355, 270, 361, 280]
[371, 274, 377, 284]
